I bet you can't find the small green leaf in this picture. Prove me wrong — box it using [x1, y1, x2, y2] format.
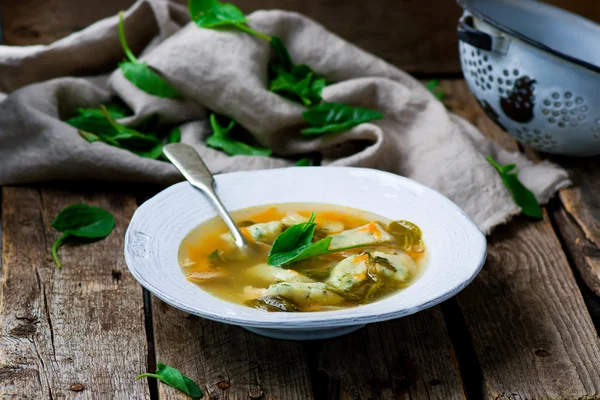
[137, 362, 203, 398]
[301, 103, 383, 135]
[118, 12, 180, 98]
[295, 158, 311, 166]
[486, 156, 542, 218]
[269, 213, 316, 255]
[270, 36, 293, 72]
[188, 0, 271, 41]
[119, 62, 181, 99]
[206, 135, 272, 157]
[425, 79, 445, 100]
[270, 64, 325, 106]
[206, 113, 272, 157]
[166, 127, 182, 144]
[67, 103, 131, 136]
[268, 236, 332, 266]
[51, 204, 115, 268]
[189, 0, 246, 27]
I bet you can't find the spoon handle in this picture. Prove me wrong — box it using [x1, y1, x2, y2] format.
[163, 143, 248, 248]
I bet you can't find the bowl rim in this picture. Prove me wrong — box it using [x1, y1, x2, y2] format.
[125, 166, 487, 329]
[457, 0, 600, 74]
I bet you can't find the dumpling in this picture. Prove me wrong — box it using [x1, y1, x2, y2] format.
[221, 221, 283, 246]
[329, 222, 393, 250]
[266, 282, 344, 306]
[325, 254, 370, 292]
[371, 251, 414, 283]
[245, 263, 314, 284]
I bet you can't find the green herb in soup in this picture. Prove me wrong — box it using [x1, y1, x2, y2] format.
[178, 204, 427, 312]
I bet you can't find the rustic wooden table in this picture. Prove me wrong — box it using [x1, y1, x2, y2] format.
[1, 1, 600, 399]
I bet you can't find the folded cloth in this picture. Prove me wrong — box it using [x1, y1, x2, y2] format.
[0, 0, 569, 234]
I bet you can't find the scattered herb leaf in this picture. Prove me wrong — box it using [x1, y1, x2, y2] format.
[301, 103, 383, 135]
[71, 104, 181, 160]
[387, 220, 424, 252]
[208, 249, 222, 265]
[295, 158, 311, 166]
[425, 79, 445, 100]
[245, 295, 300, 312]
[206, 113, 272, 156]
[67, 103, 131, 137]
[137, 362, 203, 398]
[166, 127, 182, 144]
[486, 156, 542, 218]
[267, 213, 362, 266]
[99, 105, 161, 148]
[270, 64, 326, 106]
[51, 204, 115, 268]
[188, 0, 270, 41]
[270, 36, 294, 72]
[118, 12, 180, 98]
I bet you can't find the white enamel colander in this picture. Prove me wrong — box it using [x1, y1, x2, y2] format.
[457, 0, 600, 156]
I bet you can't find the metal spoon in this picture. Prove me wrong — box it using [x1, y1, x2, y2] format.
[163, 143, 249, 251]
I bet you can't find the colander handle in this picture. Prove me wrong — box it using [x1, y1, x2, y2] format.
[458, 15, 509, 54]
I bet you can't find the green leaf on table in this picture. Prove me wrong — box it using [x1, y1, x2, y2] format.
[295, 158, 311, 166]
[270, 64, 326, 106]
[51, 204, 115, 269]
[206, 113, 272, 157]
[137, 362, 203, 398]
[425, 79, 445, 100]
[118, 12, 180, 98]
[188, 0, 271, 41]
[485, 156, 542, 218]
[301, 103, 383, 135]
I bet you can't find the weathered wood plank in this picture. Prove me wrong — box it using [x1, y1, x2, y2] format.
[0, 0, 462, 74]
[554, 157, 600, 296]
[440, 79, 600, 398]
[0, 0, 136, 46]
[457, 214, 600, 400]
[317, 308, 467, 400]
[151, 297, 313, 399]
[0, 186, 149, 399]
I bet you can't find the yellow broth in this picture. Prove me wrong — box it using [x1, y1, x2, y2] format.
[178, 204, 427, 312]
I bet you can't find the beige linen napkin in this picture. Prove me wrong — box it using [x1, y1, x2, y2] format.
[0, 0, 569, 234]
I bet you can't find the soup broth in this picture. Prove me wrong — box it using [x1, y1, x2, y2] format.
[179, 204, 427, 312]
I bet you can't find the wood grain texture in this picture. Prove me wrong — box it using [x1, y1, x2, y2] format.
[317, 308, 466, 400]
[553, 158, 600, 296]
[3, 0, 600, 73]
[0, 186, 148, 399]
[0, 0, 137, 46]
[151, 297, 313, 399]
[457, 214, 600, 400]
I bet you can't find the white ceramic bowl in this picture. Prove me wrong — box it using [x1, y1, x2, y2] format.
[125, 167, 487, 340]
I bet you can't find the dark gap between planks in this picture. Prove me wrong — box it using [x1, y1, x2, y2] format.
[547, 198, 600, 331]
[136, 191, 161, 400]
[303, 340, 333, 400]
[0, 188, 3, 276]
[143, 288, 159, 400]
[440, 298, 485, 400]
